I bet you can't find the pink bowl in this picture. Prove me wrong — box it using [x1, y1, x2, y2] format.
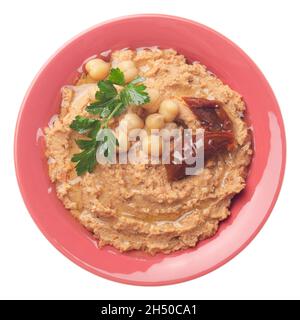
[14, 14, 286, 286]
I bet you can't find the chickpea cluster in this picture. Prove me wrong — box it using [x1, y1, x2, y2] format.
[116, 94, 180, 157]
[85, 58, 138, 83]
[85, 57, 180, 157]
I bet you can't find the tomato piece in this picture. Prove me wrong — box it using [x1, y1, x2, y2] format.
[204, 131, 235, 158]
[165, 98, 235, 181]
[182, 97, 232, 131]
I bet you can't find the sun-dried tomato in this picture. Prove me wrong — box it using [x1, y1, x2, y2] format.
[166, 98, 235, 181]
[182, 97, 232, 132]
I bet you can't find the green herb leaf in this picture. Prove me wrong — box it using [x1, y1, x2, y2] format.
[70, 68, 150, 176]
[108, 68, 125, 85]
[120, 81, 150, 106]
[105, 99, 126, 118]
[99, 98, 120, 118]
[70, 116, 100, 135]
[87, 120, 101, 139]
[71, 147, 98, 175]
[75, 139, 97, 150]
[86, 101, 103, 115]
[96, 80, 118, 102]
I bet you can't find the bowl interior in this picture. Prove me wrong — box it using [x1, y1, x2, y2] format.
[15, 15, 285, 285]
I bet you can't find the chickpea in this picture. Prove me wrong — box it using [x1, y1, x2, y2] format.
[145, 113, 165, 130]
[159, 99, 179, 122]
[142, 88, 160, 113]
[142, 135, 163, 157]
[85, 58, 110, 81]
[165, 122, 178, 130]
[119, 113, 144, 133]
[118, 60, 138, 83]
[118, 60, 135, 69]
[161, 122, 178, 140]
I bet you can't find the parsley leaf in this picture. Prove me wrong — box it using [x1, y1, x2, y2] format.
[108, 68, 125, 85]
[120, 82, 150, 106]
[70, 67, 150, 176]
[71, 147, 98, 175]
[99, 98, 121, 118]
[85, 101, 103, 115]
[70, 116, 100, 136]
[75, 139, 97, 150]
[96, 80, 117, 102]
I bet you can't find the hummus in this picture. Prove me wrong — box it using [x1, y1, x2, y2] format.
[45, 48, 252, 254]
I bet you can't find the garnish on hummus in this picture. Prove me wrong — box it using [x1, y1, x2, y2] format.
[45, 48, 253, 254]
[70, 68, 149, 175]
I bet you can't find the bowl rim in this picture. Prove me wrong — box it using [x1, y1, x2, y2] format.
[14, 13, 286, 286]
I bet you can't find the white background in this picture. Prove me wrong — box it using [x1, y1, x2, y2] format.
[0, 0, 299, 300]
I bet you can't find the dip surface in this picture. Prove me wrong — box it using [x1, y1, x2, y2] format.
[45, 48, 252, 254]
